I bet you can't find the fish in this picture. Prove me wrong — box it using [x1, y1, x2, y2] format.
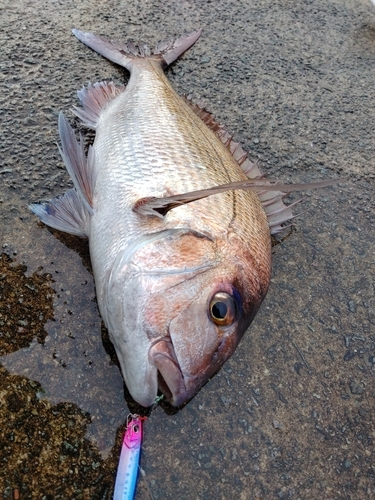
[30, 29, 336, 407]
[114, 414, 145, 500]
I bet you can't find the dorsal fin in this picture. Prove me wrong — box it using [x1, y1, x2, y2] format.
[181, 96, 313, 234]
[182, 96, 264, 180]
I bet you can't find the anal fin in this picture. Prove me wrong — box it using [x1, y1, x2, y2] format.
[73, 81, 125, 129]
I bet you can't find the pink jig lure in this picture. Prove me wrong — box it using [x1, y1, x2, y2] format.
[114, 414, 146, 500]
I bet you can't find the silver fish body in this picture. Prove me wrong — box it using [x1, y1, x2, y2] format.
[31, 29, 298, 407]
[92, 59, 270, 406]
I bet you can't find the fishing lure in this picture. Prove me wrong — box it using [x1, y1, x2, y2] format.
[114, 414, 146, 500]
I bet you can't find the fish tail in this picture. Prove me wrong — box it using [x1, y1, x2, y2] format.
[72, 28, 202, 71]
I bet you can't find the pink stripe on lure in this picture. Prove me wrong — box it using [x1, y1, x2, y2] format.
[113, 414, 146, 500]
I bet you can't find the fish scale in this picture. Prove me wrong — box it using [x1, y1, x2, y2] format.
[90, 61, 264, 289]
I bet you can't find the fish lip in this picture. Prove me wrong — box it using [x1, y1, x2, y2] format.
[149, 337, 189, 406]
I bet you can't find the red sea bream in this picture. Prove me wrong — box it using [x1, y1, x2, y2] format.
[31, 29, 334, 407]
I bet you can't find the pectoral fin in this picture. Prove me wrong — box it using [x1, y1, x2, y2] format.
[133, 179, 339, 220]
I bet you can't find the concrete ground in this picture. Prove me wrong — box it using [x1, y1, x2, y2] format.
[0, 0, 374, 498]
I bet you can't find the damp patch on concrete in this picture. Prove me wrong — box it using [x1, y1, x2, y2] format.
[0, 253, 54, 355]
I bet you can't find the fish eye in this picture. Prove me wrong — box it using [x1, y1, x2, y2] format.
[209, 292, 237, 326]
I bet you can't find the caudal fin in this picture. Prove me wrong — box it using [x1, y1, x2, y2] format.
[72, 28, 202, 71]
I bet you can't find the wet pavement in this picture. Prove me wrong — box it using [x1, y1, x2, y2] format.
[1, 0, 374, 498]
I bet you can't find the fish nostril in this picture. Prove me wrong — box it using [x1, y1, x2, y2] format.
[211, 337, 227, 365]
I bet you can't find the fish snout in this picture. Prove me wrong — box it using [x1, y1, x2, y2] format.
[149, 338, 189, 406]
[148, 325, 234, 407]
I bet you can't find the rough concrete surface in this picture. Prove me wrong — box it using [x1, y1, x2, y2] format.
[0, 0, 374, 498]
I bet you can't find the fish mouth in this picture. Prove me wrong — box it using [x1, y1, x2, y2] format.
[149, 337, 189, 406]
[149, 334, 234, 407]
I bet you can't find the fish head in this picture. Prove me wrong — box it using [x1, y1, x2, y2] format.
[103, 226, 271, 407]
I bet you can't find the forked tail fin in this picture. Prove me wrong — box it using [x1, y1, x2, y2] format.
[72, 28, 202, 72]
